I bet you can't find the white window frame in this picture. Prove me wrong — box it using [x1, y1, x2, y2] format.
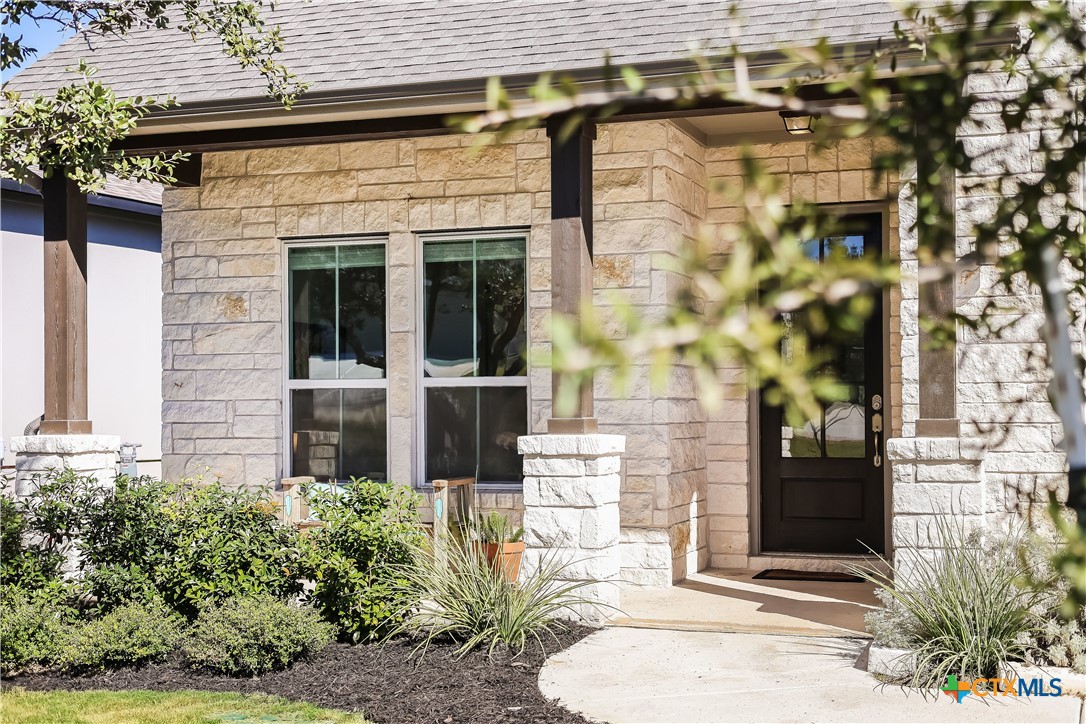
[282, 234, 391, 481]
[414, 228, 531, 492]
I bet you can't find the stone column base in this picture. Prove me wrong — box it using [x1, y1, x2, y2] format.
[519, 434, 624, 623]
[7, 435, 121, 496]
[886, 436, 985, 582]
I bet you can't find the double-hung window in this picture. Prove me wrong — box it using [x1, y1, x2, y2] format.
[421, 234, 528, 486]
[286, 239, 387, 482]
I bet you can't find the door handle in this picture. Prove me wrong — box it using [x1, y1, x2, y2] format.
[872, 411, 883, 468]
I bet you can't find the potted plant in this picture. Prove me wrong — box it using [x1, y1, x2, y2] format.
[475, 511, 525, 583]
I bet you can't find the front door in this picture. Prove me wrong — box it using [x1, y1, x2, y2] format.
[759, 213, 885, 554]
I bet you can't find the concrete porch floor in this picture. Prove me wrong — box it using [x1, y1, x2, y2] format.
[611, 569, 879, 637]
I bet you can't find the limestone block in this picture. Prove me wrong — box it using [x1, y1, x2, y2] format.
[893, 482, 984, 516]
[518, 434, 625, 457]
[523, 507, 583, 548]
[415, 145, 515, 180]
[584, 456, 620, 475]
[248, 146, 339, 175]
[195, 369, 279, 400]
[162, 401, 228, 424]
[522, 456, 586, 477]
[191, 323, 279, 355]
[580, 503, 621, 549]
[914, 462, 981, 483]
[524, 473, 620, 508]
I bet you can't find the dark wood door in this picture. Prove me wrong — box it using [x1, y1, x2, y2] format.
[759, 213, 885, 554]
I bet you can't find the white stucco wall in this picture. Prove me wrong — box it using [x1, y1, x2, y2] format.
[0, 205, 164, 478]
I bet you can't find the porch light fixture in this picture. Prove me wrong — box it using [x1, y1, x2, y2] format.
[779, 110, 820, 135]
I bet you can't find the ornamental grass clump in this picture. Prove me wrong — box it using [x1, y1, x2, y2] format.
[851, 518, 1041, 690]
[389, 540, 606, 658]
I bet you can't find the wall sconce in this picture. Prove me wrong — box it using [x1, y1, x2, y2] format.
[779, 110, 820, 135]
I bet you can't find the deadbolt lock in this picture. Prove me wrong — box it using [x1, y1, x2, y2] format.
[872, 394, 883, 411]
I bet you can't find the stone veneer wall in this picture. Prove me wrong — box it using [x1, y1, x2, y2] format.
[159, 120, 710, 577]
[702, 138, 902, 568]
[945, 51, 1084, 530]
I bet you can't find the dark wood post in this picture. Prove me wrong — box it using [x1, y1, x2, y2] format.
[915, 160, 960, 438]
[39, 171, 92, 435]
[546, 117, 598, 434]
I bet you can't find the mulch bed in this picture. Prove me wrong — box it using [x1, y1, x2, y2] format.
[3, 625, 595, 724]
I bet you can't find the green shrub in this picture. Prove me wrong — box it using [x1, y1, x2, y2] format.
[59, 598, 185, 672]
[181, 596, 334, 676]
[79, 476, 303, 616]
[389, 541, 605, 658]
[0, 585, 76, 674]
[301, 479, 424, 642]
[853, 519, 1040, 687]
[1, 471, 94, 591]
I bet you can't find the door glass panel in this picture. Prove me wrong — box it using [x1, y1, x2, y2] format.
[780, 310, 820, 457]
[780, 229, 870, 460]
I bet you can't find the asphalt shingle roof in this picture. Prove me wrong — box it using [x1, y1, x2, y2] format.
[8, 0, 904, 105]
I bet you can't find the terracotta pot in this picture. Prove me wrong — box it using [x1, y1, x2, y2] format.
[483, 541, 525, 583]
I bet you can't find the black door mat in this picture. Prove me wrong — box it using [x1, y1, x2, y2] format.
[752, 568, 865, 583]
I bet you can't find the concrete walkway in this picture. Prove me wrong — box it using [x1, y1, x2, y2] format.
[612, 570, 876, 637]
[541, 627, 1084, 723]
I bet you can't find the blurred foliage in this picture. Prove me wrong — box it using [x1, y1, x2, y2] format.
[0, 0, 306, 191]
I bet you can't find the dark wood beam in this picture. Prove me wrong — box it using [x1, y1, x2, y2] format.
[40, 172, 91, 435]
[546, 116, 597, 434]
[915, 160, 960, 438]
[171, 153, 203, 187]
[114, 114, 456, 155]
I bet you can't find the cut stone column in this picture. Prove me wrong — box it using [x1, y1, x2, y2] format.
[886, 436, 984, 582]
[8, 435, 120, 497]
[519, 434, 623, 622]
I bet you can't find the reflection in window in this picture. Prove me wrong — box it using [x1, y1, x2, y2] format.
[780, 232, 867, 459]
[290, 245, 386, 380]
[287, 242, 387, 482]
[291, 388, 387, 481]
[422, 236, 527, 485]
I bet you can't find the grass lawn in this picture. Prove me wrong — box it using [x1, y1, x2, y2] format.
[0, 689, 366, 723]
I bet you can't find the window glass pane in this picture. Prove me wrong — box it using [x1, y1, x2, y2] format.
[291, 388, 387, 482]
[476, 241, 526, 376]
[338, 247, 386, 379]
[289, 247, 337, 380]
[425, 387, 477, 480]
[423, 237, 526, 378]
[425, 386, 525, 484]
[423, 257, 476, 378]
[478, 386, 527, 482]
[289, 245, 386, 380]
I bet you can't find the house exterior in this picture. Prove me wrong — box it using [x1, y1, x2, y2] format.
[7, 1, 1082, 605]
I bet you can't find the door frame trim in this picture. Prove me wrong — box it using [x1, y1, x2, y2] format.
[749, 201, 894, 557]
